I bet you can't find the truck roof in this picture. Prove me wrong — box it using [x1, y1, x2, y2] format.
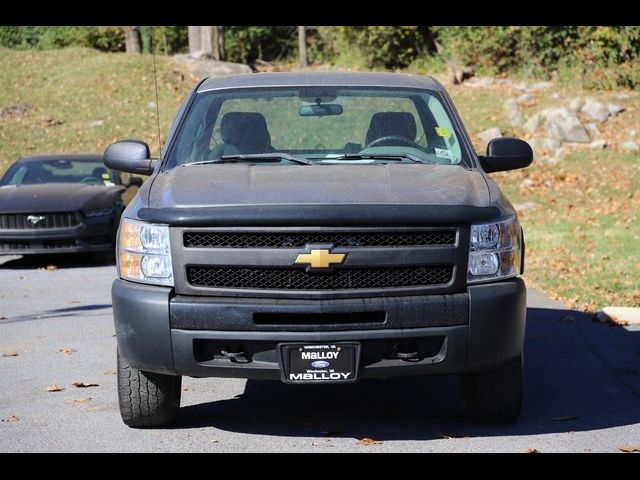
[197, 71, 444, 93]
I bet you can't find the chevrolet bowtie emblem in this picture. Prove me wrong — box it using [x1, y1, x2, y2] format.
[295, 248, 346, 269]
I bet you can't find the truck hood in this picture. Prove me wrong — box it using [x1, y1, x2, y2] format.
[148, 164, 490, 208]
[0, 183, 124, 213]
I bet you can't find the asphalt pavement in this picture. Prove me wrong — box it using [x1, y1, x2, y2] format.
[1, 253, 639, 452]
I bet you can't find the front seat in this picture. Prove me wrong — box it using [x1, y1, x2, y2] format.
[218, 112, 274, 155]
[365, 112, 417, 146]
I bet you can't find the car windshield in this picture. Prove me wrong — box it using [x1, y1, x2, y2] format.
[166, 87, 466, 168]
[0, 159, 116, 186]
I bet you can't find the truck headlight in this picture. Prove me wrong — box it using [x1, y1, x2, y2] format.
[117, 218, 173, 286]
[468, 216, 521, 283]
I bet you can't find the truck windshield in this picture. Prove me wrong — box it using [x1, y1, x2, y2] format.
[166, 87, 466, 168]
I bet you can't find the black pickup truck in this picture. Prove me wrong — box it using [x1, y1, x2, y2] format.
[104, 72, 532, 427]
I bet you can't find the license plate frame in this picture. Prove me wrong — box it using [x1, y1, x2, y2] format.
[279, 342, 360, 384]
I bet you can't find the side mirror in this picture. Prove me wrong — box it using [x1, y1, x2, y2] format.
[127, 176, 144, 187]
[479, 137, 533, 173]
[103, 140, 158, 175]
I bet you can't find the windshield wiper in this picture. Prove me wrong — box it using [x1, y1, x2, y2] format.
[185, 153, 311, 166]
[331, 153, 435, 164]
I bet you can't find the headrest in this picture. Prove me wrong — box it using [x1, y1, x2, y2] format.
[220, 112, 271, 154]
[365, 112, 417, 145]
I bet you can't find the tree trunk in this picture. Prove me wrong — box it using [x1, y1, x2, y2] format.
[200, 26, 213, 57]
[298, 26, 307, 67]
[123, 26, 141, 54]
[188, 26, 202, 55]
[218, 26, 225, 60]
[212, 26, 221, 61]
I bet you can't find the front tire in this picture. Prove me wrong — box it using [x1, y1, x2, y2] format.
[117, 351, 182, 428]
[461, 354, 523, 423]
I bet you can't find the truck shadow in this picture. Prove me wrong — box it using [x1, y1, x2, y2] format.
[0, 252, 115, 269]
[173, 306, 640, 440]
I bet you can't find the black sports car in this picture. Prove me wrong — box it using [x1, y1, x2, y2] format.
[0, 154, 141, 255]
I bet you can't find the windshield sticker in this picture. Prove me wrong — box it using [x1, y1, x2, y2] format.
[448, 136, 457, 147]
[101, 173, 110, 180]
[435, 126, 450, 137]
[435, 148, 454, 160]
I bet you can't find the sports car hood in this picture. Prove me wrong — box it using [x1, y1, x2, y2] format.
[149, 164, 490, 208]
[0, 183, 125, 213]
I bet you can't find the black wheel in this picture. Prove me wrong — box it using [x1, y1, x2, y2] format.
[117, 351, 182, 428]
[461, 355, 523, 424]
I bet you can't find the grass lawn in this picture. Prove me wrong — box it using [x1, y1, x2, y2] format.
[1, 48, 638, 310]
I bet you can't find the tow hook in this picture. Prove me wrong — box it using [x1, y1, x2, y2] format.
[397, 351, 422, 362]
[221, 349, 249, 363]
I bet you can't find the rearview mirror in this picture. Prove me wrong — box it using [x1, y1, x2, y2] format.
[298, 104, 343, 117]
[479, 137, 533, 173]
[103, 140, 157, 175]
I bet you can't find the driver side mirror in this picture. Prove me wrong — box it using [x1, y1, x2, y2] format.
[104, 140, 158, 175]
[479, 137, 533, 173]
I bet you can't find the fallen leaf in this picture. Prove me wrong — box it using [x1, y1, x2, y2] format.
[182, 387, 189, 392]
[620, 446, 640, 453]
[104, 369, 116, 375]
[527, 448, 539, 453]
[46, 384, 63, 392]
[551, 415, 580, 421]
[59, 348, 77, 354]
[70, 397, 92, 405]
[2, 415, 19, 423]
[2, 352, 18, 357]
[72, 382, 99, 388]
[46, 265, 57, 272]
[0, 316, 7, 320]
[357, 437, 382, 446]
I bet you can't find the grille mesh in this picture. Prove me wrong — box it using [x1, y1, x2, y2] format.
[0, 212, 78, 229]
[187, 265, 453, 290]
[184, 231, 455, 248]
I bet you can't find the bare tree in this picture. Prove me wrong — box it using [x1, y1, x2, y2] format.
[298, 26, 307, 68]
[123, 27, 141, 54]
[188, 26, 202, 55]
[218, 26, 225, 61]
[200, 26, 213, 56]
[212, 26, 221, 61]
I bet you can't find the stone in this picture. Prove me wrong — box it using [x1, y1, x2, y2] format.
[550, 92, 561, 100]
[620, 141, 639, 151]
[581, 97, 610, 122]
[629, 129, 638, 138]
[503, 99, 524, 127]
[544, 108, 590, 143]
[464, 76, 494, 88]
[568, 97, 584, 113]
[542, 137, 563, 150]
[516, 93, 534, 104]
[531, 81, 553, 91]
[607, 103, 625, 116]
[88, 120, 104, 128]
[147, 102, 157, 110]
[584, 123, 601, 139]
[597, 307, 640, 326]
[174, 54, 253, 79]
[523, 114, 540, 134]
[589, 140, 607, 150]
[614, 92, 630, 100]
[513, 202, 539, 212]
[520, 178, 536, 188]
[478, 127, 503, 145]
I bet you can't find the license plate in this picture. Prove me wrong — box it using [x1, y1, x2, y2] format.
[280, 343, 360, 384]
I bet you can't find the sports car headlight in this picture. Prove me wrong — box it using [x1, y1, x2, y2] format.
[117, 218, 173, 286]
[468, 217, 521, 283]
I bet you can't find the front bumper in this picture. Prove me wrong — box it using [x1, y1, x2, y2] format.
[112, 277, 526, 379]
[0, 214, 118, 255]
